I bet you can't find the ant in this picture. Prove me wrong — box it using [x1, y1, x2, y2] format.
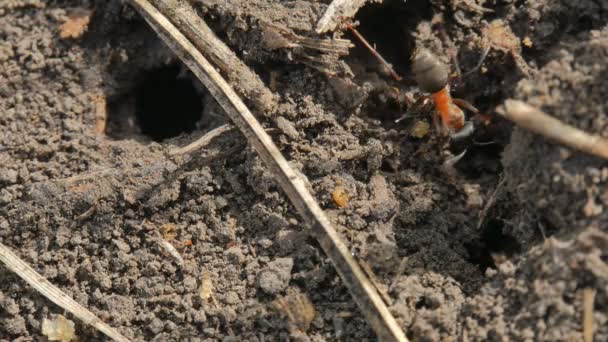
[344, 22, 491, 149]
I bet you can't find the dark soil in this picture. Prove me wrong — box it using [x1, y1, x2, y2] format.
[1, 0, 607, 341]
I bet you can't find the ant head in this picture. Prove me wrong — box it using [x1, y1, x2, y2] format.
[411, 48, 449, 94]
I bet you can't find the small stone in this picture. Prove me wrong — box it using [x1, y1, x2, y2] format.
[112, 239, 131, 253]
[498, 261, 516, 276]
[224, 246, 244, 265]
[275, 117, 300, 139]
[0, 189, 13, 204]
[147, 317, 164, 334]
[183, 276, 198, 292]
[257, 238, 273, 249]
[258, 258, 293, 295]
[275, 229, 300, 254]
[6, 316, 28, 336]
[224, 291, 240, 305]
[0, 168, 18, 184]
[485, 268, 498, 278]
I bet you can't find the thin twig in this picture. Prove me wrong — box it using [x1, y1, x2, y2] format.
[0, 242, 131, 342]
[127, 1, 408, 340]
[40, 167, 115, 185]
[344, 22, 401, 81]
[477, 177, 506, 229]
[169, 124, 234, 156]
[149, 0, 277, 114]
[345, 22, 403, 81]
[315, 0, 368, 34]
[583, 288, 596, 342]
[501, 100, 608, 160]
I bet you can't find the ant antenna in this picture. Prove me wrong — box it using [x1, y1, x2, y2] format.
[344, 21, 403, 81]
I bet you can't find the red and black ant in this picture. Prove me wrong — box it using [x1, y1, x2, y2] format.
[344, 22, 492, 152]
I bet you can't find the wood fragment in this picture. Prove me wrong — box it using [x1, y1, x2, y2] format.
[262, 23, 353, 55]
[501, 100, 608, 160]
[583, 288, 596, 342]
[126, 1, 408, 340]
[0, 242, 131, 342]
[148, 0, 277, 115]
[159, 239, 185, 266]
[91, 92, 107, 134]
[316, 0, 368, 34]
[169, 124, 234, 156]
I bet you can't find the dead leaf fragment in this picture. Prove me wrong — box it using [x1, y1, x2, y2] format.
[410, 120, 430, 138]
[59, 10, 93, 39]
[272, 293, 316, 332]
[482, 19, 521, 53]
[42, 315, 76, 342]
[199, 271, 213, 300]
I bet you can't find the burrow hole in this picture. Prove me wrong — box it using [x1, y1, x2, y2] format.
[107, 63, 204, 141]
[346, 0, 431, 124]
[465, 219, 521, 272]
[348, 0, 432, 80]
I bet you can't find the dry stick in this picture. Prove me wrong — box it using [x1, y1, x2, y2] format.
[149, 0, 277, 115]
[127, 1, 408, 341]
[502, 100, 608, 160]
[316, 0, 368, 34]
[0, 243, 131, 342]
[169, 124, 235, 156]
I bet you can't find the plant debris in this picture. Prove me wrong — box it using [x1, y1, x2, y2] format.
[58, 9, 92, 39]
[41, 315, 76, 342]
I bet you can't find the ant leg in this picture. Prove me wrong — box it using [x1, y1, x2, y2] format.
[432, 111, 442, 133]
[462, 46, 491, 77]
[395, 95, 433, 123]
[395, 113, 422, 123]
[453, 98, 493, 125]
[442, 149, 468, 174]
[452, 98, 480, 115]
[450, 120, 475, 142]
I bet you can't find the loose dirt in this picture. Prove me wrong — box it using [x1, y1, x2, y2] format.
[1, 0, 607, 341]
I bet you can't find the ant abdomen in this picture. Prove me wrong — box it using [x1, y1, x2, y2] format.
[411, 48, 449, 94]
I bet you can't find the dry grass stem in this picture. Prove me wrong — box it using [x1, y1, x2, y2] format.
[169, 124, 234, 156]
[0, 242, 131, 342]
[127, 1, 408, 340]
[502, 100, 608, 160]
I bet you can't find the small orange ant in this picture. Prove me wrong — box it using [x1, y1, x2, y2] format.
[411, 48, 465, 134]
[344, 22, 488, 142]
[410, 48, 488, 142]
